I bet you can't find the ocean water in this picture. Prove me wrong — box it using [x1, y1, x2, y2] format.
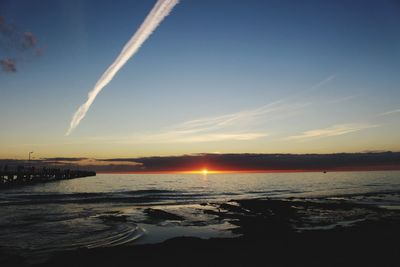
[0, 171, 399, 261]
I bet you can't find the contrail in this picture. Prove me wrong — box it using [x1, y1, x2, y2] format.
[66, 0, 179, 135]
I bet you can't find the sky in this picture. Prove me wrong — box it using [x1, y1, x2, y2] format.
[0, 0, 400, 160]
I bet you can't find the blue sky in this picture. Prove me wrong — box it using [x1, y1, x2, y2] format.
[0, 0, 399, 158]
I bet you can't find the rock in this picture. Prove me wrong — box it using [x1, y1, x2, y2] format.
[144, 208, 184, 221]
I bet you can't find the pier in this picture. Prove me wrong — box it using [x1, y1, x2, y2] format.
[0, 165, 96, 189]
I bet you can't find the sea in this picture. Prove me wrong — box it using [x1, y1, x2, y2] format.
[0, 171, 399, 262]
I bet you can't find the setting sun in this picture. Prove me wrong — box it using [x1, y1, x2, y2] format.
[181, 169, 224, 175]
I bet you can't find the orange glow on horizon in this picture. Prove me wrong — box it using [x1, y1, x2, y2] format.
[97, 164, 400, 174]
[182, 168, 222, 174]
[99, 169, 325, 174]
[177, 169, 305, 174]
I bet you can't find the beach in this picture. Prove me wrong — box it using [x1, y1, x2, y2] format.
[0, 172, 399, 266]
[1, 191, 399, 266]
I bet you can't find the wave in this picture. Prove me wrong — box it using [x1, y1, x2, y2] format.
[23, 222, 146, 260]
[0, 189, 220, 206]
[2, 187, 400, 206]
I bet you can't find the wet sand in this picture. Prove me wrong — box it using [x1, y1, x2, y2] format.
[2, 192, 400, 267]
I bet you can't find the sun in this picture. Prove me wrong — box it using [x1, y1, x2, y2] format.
[182, 168, 221, 174]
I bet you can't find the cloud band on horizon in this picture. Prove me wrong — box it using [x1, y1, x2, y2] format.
[66, 0, 179, 136]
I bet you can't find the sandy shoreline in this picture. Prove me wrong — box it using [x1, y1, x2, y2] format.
[1, 192, 399, 267]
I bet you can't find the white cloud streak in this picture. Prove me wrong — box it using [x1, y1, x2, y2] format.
[92, 101, 309, 144]
[176, 101, 309, 134]
[379, 109, 400, 117]
[88, 75, 334, 144]
[143, 101, 308, 143]
[306, 74, 336, 92]
[287, 123, 378, 141]
[66, 0, 179, 135]
[136, 132, 268, 143]
[328, 95, 356, 104]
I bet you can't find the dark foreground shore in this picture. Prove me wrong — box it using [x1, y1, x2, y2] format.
[2, 193, 400, 267]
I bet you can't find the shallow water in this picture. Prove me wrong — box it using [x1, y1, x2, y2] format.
[0, 171, 399, 261]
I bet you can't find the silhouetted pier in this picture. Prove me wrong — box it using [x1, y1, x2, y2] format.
[0, 166, 96, 189]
